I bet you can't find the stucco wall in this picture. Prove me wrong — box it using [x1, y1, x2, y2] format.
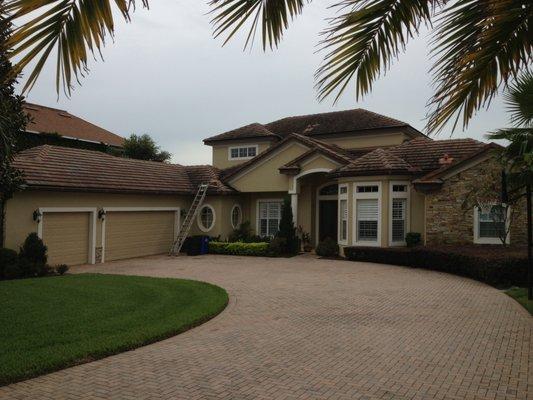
[425, 157, 527, 245]
[211, 141, 272, 169]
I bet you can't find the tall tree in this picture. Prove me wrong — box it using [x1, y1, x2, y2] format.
[0, 10, 28, 246]
[4, 0, 532, 133]
[122, 134, 171, 162]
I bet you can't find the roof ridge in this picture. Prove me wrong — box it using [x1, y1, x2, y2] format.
[23, 102, 68, 113]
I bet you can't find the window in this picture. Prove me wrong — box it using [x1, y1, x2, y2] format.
[229, 145, 258, 160]
[389, 182, 409, 245]
[340, 186, 348, 194]
[339, 199, 348, 242]
[198, 205, 215, 232]
[357, 185, 379, 193]
[357, 199, 379, 241]
[354, 182, 381, 246]
[319, 184, 338, 196]
[231, 204, 242, 229]
[258, 200, 283, 237]
[474, 205, 508, 244]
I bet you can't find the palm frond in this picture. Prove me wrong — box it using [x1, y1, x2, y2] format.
[5, 0, 149, 95]
[209, 0, 306, 50]
[427, 0, 533, 133]
[503, 71, 533, 128]
[315, 0, 443, 103]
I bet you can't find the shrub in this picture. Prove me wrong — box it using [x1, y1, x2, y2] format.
[0, 248, 18, 280]
[275, 197, 299, 255]
[19, 233, 47, 265]
[56, 264, 69, 275]
[315, 237, 339, 257]
[267, 237, 287, 256]
[208, 241, 270, 256]
[343, 246, 527, 287]
[405, 232, 421, 247]
[228, 221, 253, 242]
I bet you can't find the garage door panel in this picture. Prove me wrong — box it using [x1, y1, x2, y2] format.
[42, 212, 90, 266]
[105, 211, 176, 261]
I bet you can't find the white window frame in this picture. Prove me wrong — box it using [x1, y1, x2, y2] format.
[37, 207, 97, 265]
[473, 205, 511, 245]
[230, 204, 243, 229]
[338, 184, 348, 245]
[256, 198, 283, 237]
[197, 204, 216, 232]
[353, 182, 382, 247]
[228, 144, 259, 160]
[389, 181, 410, 246]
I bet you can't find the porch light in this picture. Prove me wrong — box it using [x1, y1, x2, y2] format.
[32, 209, 42, 223]
[98, 209, 106, 220]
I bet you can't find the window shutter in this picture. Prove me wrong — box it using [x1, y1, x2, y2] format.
[357, 199, 378, 221]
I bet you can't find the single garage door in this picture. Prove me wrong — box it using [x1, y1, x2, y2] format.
[105, 211, 176, 262]
[42, 212, 90, 266]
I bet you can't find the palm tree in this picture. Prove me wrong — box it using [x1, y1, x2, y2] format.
[4, 0, 533, 133]
[487, 71, 532, 300]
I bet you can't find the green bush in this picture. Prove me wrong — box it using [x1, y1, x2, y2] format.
[315, 238, 339, 257]
[208, 241, 270, 257]
[56, 264, 69, 275]
[405, 232, 421, 247]
[343, 246, 527, 287]
[19, 233, 47, 266]
[275, 197, 299, 255]
[0, 248, 18, 280]
[267, 237, 287, 256]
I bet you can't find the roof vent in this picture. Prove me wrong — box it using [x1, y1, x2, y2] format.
[439, 153, 454, 165]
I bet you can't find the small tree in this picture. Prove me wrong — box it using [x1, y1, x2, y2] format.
[276, 197, 299, 255]
[122, 134, 171, 162]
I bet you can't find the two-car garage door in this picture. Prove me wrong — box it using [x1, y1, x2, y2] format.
[40, 209, 178, 265]
[104, 211, 177, 262]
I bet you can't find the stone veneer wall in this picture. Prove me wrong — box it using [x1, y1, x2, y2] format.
[425, 157, 528, 246]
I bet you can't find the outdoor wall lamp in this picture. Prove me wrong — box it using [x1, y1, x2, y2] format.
[98, 209, 106, 220]
[32, 209, 42, 223]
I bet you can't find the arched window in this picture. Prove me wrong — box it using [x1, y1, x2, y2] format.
[319, 184, 338, 196]
[198, 205, 215, 232]
[231, 204, 242, 229]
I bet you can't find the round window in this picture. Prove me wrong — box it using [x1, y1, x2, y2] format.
[231, 204, 242, 229]
[198, 205, 215, 232]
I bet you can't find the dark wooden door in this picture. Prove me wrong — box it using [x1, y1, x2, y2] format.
[319, 200, 338, 242]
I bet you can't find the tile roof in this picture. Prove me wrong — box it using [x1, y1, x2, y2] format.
[13, 145, 233, 195]
[335, 148, 417, 176]
[204, 108, 421, 143]
[185, 165, 235, 194]
[23, 103, 124, 147]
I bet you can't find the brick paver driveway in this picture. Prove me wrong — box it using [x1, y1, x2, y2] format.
[2, 255, 531, 400]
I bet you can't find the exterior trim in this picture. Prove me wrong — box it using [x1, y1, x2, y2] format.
[290, 168, 333, 194]
[230, 204, 243, 229]
[37, 207, 97, 265]
[101, 207, 180, 263]
[197, 204, 216, 233]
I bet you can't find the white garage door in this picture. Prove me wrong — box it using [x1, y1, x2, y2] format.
[42, 212, 90, 266]
[105, 211, 177, 262]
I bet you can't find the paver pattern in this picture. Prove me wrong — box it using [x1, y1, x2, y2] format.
[1, 254, 531, 399]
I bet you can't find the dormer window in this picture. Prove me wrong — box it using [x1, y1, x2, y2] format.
[228, 145, 258, 160]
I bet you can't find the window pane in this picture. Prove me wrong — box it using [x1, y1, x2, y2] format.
[248, 147, 256, 157]
[268, 219, 279, 236]
[478, 206, 506, 238]
[260, 219, 268, 237]
[231, 148, 239, 158]
[201, 207, 213, 230]
[357, 199, 378, 241]
[232, 206, 241, 228]
[392, 185, 407, 192]
[358, 221, 378, 240]
[339, 200, 347, 241]
[392, 199, 406, 242]
[319, 184, 338, 196]
[340, 186, 347, 194]
[239, 147, 247, 157]
[357, 185, 379, 193]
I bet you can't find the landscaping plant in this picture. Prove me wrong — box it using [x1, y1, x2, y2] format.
[275, 197, 299, 255]
[315, 238, 339, 258]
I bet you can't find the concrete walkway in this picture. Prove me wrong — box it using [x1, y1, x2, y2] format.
[1, 254, 531, 399]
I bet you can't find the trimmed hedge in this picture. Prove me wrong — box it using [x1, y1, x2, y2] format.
[209, 242, 270, 257]
[343, 246, 527, 287]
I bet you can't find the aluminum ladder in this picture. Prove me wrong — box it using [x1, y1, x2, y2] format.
[169, 183, 209, 255]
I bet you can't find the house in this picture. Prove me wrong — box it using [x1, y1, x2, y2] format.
[3, 108, 527, 266]
[18, 103, 124, 152]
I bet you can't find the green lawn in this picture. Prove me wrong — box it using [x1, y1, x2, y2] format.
[506, 287, 533, 315]
[0, 274, 228, 385]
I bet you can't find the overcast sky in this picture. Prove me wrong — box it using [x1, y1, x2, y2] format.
[18, 0, 509, 165]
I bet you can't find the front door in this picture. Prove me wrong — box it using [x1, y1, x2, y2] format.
[319, 200, 338, 242]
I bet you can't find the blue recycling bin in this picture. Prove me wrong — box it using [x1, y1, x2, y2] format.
[199, 236, 210, 255]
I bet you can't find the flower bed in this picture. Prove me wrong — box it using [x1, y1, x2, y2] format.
[343, 245, 527, 287]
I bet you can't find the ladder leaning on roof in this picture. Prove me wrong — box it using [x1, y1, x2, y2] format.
[169, 183, 209, 256]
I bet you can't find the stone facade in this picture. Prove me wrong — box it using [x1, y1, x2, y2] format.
[425, 157, 528, 246]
